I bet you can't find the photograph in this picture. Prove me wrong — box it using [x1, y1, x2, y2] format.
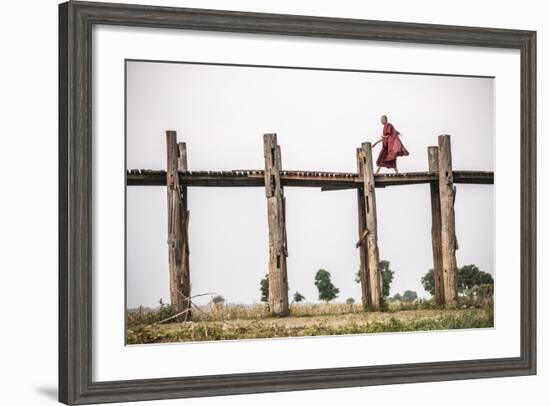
[125, 60, 495, 345]
[53, 2, 537, 404]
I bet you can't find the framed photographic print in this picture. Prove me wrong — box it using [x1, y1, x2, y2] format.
[59, 1, 536, 404]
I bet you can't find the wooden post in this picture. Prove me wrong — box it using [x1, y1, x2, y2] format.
[263, 134, 289, 316]
[438, 135, 459, 306]
[356, 149, 371, 310]
[428, 146, 445, 305]
[359, 142, 381, 309]
[177, 142, 191, 316]
[166, 131, 191, 317]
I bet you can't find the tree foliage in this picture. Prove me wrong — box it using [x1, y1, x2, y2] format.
[211, 295, 225, 304]
[421, 269, 436, 296]
[355, 260, 394, 297]
[314, 269, 340, 302]
[260, 274, 269, 302]
[380, 260, 394, 297]
[402, 290, 418, 302]
[458, 264, 494, 292]
[421, 265, 494, 296]
[293, 291, 305, 303]
[391, 293, 402, 302]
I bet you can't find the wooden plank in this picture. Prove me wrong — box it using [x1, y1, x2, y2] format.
[263, 134, 289, 316]
[356, 148, 371, 310]
[355, 229, 369, 249]
[438, 135, 459, 306]
[127, 169, 494, 188]
[428, 146, 445, 306]
[359, 142, 382, 309]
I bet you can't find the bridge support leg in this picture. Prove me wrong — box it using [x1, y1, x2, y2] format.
[356, 150, 371, 310]
[263, 133, 289, 316]
[166, 131, 191, 318]
[358, 142, 382, 310]
[428, 146, 445, 306]
[438, 135, 459, 306]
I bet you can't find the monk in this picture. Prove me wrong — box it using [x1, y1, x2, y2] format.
[372, 115, 409, 174]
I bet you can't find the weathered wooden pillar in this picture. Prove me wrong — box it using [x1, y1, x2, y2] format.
[428, 146, 445, 305]
[166, 131, 191, 317]
[358, 142, 382, 309]
[438, 135, 459, 306]
[263, 133, 289, 316]
[177, 141, 191, 316]
[356, 149, 371, 310]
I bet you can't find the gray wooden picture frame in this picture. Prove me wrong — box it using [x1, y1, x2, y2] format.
[59, 1, 537, 404]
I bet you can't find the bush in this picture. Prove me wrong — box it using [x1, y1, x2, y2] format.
[126, 300, 178, 327]
[211, 295, 225, 305]
[293, 291, 306, 303]
[479, 284, 494, 299]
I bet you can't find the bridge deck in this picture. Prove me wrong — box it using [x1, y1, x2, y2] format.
[126, 169, 493, 189]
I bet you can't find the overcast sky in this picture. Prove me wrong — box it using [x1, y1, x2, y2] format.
[126, 60, 494, 308]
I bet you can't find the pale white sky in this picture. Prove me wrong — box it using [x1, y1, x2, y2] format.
[126, 61, 494, 308]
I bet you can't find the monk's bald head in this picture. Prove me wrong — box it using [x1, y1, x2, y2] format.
[380, 115, 388, 124]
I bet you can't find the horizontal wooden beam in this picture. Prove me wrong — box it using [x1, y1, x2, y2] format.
[126, 169, 494, 188]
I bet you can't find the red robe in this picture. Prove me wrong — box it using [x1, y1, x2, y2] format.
[376, 122, 409, 169]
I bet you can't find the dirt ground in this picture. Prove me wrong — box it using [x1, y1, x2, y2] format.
[161, 308, 488, 331]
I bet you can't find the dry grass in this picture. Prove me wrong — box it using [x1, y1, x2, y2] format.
[189, 302, 366, 322]
[127, 301, 493, 344]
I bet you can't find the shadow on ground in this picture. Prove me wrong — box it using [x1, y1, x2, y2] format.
[35, 386, 58, 401]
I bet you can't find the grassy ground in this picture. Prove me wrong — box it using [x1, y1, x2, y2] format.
[127, 301, 493, 344]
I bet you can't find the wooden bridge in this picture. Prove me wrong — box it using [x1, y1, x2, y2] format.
[127, 169, 493, 189]
[126, 131, 494, 317]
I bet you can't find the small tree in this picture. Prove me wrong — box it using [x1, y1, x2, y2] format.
[355, 260, 394, 297]
[293, 291, 305, 303]
[346, 297, 355, 306]
[458, 264, 494, 293]
[156, 297, 175, 320]
[260, 274, 269, 302]
[314, 269, 340, 302]
[421, 269, 436, 296]
[391, 293, 402, 302]
[421, 265, 494, 297]
[402, 290, 418, 302]
[211, 295, 225, 305]
[380, 260, 395, 297]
